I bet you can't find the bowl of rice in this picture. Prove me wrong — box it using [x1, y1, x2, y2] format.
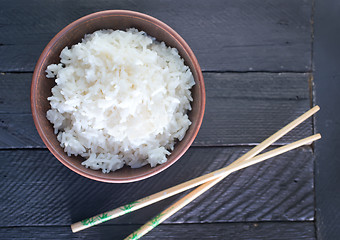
[31, 10, 205, 183]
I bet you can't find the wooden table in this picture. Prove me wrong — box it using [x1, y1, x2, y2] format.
[1, 0, 339, 239]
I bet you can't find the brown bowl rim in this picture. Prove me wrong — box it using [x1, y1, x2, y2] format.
[31, 10, 205, 183]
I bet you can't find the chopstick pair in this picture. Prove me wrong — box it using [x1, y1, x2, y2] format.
[71, 106, 321, 239]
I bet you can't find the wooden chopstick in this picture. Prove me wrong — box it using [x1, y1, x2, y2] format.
[71, 106, 319, 233]
[123, 133, 321, 240]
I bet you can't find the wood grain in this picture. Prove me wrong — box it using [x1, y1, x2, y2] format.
[0, 114, 45, 148]
[0, 73, 31, 114]
[195, 72, 312, 146]
[0, 222, 316, 239]
[0, 147, 313, 227]
[0, 72, 312, 148]
[0, 0, 312, 72]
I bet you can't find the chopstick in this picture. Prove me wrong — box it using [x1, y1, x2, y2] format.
[71, 106, 319, 233]
[123, 133, 321, 240]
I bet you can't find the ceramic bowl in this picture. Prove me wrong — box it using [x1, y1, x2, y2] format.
[31, 10, 205, 183]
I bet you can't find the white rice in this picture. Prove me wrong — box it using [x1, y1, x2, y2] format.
[46, 28, 195, 173]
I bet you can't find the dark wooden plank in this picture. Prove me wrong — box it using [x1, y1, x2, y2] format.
[0, 73, 31, 114]
[0, 147, 314, 227]
[0, 72, 312, 148]
[314, 0, 340, 239]
[0, 0, 312, 72]
[0, 114, 45, 148]
[196, 72, 312, 146]
[0, 222, 316, 240]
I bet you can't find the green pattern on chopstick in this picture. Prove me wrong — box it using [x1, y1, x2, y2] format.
[80, 197, 151, 228]
[120, 201, 139, 213]
[81, 213, 109, 226]
[125, 232, 140, 240]
[148, 212, 165, 228]
[124, 206, 175, 239]
[147, 206, 176, 229]
[125, 226, 145, 240]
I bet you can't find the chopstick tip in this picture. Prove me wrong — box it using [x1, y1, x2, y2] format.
[70, 224, 78, 233]
[314, 105, 320, 111]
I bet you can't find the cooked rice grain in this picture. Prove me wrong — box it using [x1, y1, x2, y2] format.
[46, 29, 194, 173]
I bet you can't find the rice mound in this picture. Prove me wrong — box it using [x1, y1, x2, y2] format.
[46, 28, 195, 173]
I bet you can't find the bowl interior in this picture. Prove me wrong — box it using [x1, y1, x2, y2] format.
[32, 11, 205, 183]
